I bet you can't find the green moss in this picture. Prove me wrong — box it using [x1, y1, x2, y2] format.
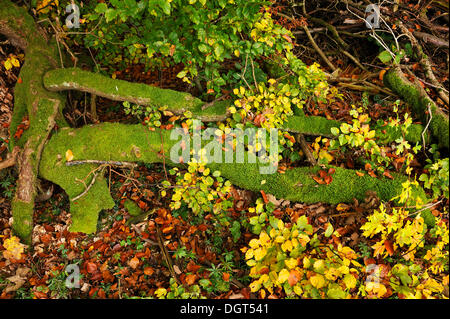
[124, 199, 143, 217]
[11, 200, 34, 245]
[283, 114, 341, 136]
[44, 68, 203, 112]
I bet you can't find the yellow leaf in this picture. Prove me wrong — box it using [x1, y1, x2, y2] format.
[277, 268, 290, 284]
[154, 288, 167, 298]
[245, 249, 254, 260]
[281, 240, 293, 252]
[10, 57, 20, 67]
[294, 285, 303, 296]
[65, 149, 74, 161]
[302, 256, 311, 269]
[310, 274, 326, 288]
[249, 280, 260, 292]
[3, 59, 12, 70]
[259, 232, 270, 246]
[284, 258, 298, 269]
[343, 274, 357, 289]
[254, 247, 266, 261]
[249, 239, 260, 249]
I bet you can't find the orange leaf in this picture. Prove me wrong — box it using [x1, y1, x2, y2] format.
[185, 274, 197, 285]
[282, 34, 293, 43]
[144, 267, 154, 276]
[383, 171, 393, 179]
[319, 170, 327, 178]
[356, 171, 365, 177]
[379, 69, 386, 81]
[384, 240, 394, 256]
[222, 272, 230, 282]
[283, 133, 296, 144]
[169, 44, 176, 56]
[288, 270, 300, 286]
[324, 175, 333, 185]
[328, 168, 336, 175]
[260, 190, 269, 204]
[364, 163, 372, 171]
[138, 200, 147, 210]
[162, 225, 174, 234]
[312, 176, 325, 184]
[181, 122, 189, 134]
[86, 262, 97, 274]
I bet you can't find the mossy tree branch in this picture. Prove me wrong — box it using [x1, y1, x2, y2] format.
[44, 68, 426, 144]
[39, 122, 427, 234]
[384, 66, 449, 149]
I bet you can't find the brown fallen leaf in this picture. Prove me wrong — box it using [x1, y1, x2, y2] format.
[128, 256, 140, 269]
[4, 267, 30, 293]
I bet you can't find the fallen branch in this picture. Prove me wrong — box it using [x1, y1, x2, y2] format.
[400, 23, 449, 105]
[66, 159, 137, 168]
[0, 146, 19, 170]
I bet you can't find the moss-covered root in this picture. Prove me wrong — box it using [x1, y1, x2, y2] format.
[384, 66, 449, 149]
[39, 123, 426, 234]
[43, 67, 229, 122]
[1, 0, 69, 243]
[43, 68, 427, 144]
[12, 99, 60, 244]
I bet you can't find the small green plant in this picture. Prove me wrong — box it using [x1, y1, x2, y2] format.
[419, 157, 449, 200]
[47, 268, 70, 299]
[123, 101, 165, 129]
[154, 278, 205, 299]
[166, 154, 233, 224]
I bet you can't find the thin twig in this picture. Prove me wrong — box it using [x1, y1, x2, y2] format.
[66, 159, 137, 168]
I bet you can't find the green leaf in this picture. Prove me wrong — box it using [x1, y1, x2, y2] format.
[330, 127, 339, 136]
[327, 287, 347, 299]
[105, 9, 118, 22]
[214, 44, 224, 59]
[324, 223, 334, 237]
[378, 50, 392, 64]
[95, 3, 108, 13]
[198, 43, 209, 53]
[159, 0, 171, 15]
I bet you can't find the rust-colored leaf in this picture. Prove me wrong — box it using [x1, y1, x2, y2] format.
[312, 176, 325, 184]
[260, 190, 269, 204]
[222, 272, 230, 282]
[144, 267, 155, 276]
[384, 240, 394, 256]
[383, 171, 394, 179]
[319, 170, 327, 178]
[86, 262, 97, 274]
[185, 273, 197, 285]
[288, 270, 300, 286]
